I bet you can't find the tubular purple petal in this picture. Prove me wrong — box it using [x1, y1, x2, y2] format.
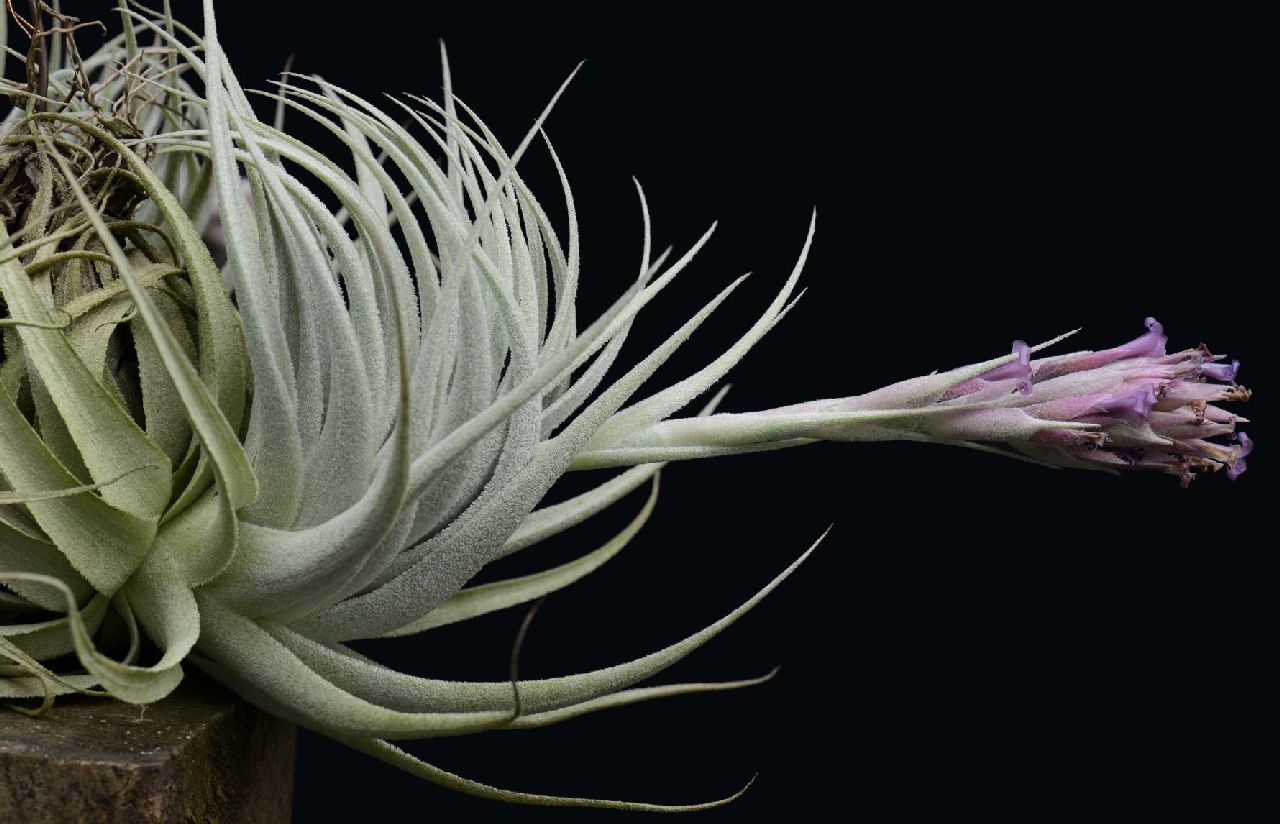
[981, 340, 1032, 395]
[1090, 386, 1157, 421]
[1136, 317, 1168, 358]
[941, 341, 1033, 400]
[1200, 359, 1240, 382]
[1030, 317, 1168, 382]
[1227, 432, 1253, 480]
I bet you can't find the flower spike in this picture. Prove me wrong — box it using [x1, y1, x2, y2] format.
[588, 317, 1252, 487]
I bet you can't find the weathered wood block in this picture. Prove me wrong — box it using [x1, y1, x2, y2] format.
[0, 672, 295, 823]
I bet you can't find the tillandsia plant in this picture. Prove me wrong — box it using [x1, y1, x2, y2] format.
[0, 0, 1254, 813]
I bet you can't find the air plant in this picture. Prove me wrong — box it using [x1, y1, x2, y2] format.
[0, 0, 1253, 812]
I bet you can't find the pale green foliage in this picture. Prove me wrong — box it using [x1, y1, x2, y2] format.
[0, 0, 825, 810]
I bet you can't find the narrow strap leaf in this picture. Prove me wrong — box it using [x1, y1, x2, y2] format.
[282, 529, 825, 715]
[44, 137, 258, 586]
[503, 668, 779, 730]
[193, 594, 530, 740]
[189, 651, 754, 812]
[34, 112, 251, 444]
[0, 595, 109, 662]
[0, 464, 163, 504]
[382, 474, 660, 636]
[0, 569, 194, 704]
[0, 223, 171, 519]
[0, 382, 157, 594]
[345, 736, 755, 812]
[498, 463, 659, 557]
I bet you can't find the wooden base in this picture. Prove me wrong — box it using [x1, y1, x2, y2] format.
[0, 672, 295, 823]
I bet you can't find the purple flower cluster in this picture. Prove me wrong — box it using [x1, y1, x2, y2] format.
[939, 318, 1253, 485]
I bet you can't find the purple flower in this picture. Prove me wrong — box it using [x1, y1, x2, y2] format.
[916, 318, 1253, 485]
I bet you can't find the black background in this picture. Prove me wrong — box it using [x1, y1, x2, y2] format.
[53, 2, 1278, 819]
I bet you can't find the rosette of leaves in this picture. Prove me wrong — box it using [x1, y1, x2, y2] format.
[0, 2, 819, 810]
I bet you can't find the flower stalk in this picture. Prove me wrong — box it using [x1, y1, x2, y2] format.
[580, 318, 1252, 486]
